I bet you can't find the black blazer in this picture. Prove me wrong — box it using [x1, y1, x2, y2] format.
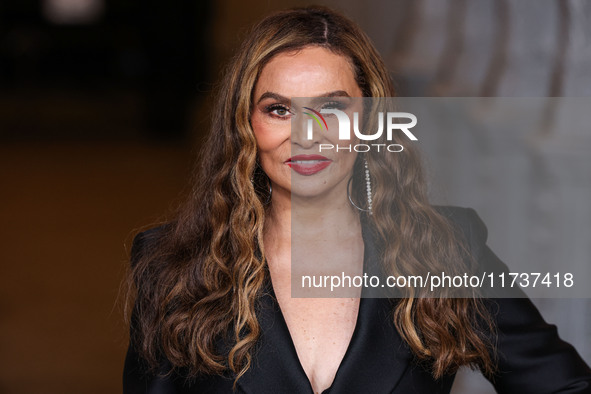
[123, 207, 591, 393]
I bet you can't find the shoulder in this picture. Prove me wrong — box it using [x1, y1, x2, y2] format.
[432, 205, 484, 225]
[431, 205, 511, 281]
[432, 207, 591, 391]
[432, 205, 488, 253]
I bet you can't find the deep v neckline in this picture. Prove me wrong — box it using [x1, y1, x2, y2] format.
[266, 278, 365, 393]
[260, 218, 384, 393]
[235, 219, 412, 394]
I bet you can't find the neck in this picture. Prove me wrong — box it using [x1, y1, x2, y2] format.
[264, 180, 366, 297]
[263, 179, 362, 255]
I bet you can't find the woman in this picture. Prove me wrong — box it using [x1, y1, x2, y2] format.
[124, 6, 591, 394]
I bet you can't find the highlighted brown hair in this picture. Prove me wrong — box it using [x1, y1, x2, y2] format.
[126, 5, 495, 386]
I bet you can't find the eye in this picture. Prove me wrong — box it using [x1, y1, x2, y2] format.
[320, 100, 348, 111]
[265, 104, 293, 119]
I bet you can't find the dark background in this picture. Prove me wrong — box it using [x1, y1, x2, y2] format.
[0, 1, 309, 392]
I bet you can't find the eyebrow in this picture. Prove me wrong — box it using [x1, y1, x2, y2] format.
[256, 90, 351, 104]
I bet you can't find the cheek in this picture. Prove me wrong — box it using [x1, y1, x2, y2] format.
[251, 115, 289, 153]
[323, 116, 341, 142]
[342, 152, 359, 172]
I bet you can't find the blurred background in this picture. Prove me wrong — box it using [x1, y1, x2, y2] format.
[0, 0, 589, 393]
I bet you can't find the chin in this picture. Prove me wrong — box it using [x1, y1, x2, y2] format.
[289, 184, 335, 200]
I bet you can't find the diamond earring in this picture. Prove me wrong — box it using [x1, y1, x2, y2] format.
[347, 158, 373, 215]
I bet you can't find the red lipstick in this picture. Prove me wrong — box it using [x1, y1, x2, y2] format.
[286, 154, 332, 175]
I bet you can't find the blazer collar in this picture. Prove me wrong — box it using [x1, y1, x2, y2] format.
[236, 219, 413, 394]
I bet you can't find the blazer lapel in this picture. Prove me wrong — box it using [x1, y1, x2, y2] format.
[237, 218, 413, 394]
[324, 296, 412, 393]
[236, 280, 315, 394]
[325, 221, 413, 393]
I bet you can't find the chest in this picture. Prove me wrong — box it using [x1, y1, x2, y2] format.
[274, 291, 360, 393]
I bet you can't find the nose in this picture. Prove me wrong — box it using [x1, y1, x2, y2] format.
[292, 116, 323, 149]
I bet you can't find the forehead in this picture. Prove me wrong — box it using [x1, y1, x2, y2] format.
[253, 46, 361, 98]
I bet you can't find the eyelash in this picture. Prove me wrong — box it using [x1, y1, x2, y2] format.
[263, 100, 348, 119]
[265, 104, 292, 119]
[321, 100, 347, 111]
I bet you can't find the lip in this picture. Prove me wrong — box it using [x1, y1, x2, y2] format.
[285, 154, 332, 176]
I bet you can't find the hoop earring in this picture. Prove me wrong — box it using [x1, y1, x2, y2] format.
[347, 158, 373, 215]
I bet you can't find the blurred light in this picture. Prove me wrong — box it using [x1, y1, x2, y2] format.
[43, 0, 104, 25]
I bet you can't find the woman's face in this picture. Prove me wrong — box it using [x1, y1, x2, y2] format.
[251, 46, 363, 200]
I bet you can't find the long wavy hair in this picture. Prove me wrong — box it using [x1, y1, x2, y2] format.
[126, 5, 495, 386]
